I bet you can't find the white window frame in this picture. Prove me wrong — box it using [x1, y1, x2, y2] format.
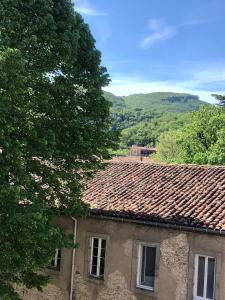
[136, 243, 156, 291]
[193, 254, 216, 300]
[50, 248, 61, 270]
[89, 237, 106, 278]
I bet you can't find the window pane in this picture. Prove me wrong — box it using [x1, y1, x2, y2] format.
[101, 247, 105, 258]
[140, 246, 156, 288]
[91, 264, 97, 275]
[101, 239, 106, 250]
[92, 255, 98, 267]
[206, 258, 215, 299]
[100, 258, 105, 276]
[93, 238, 99, 248]
[141, 246, 146, 283]
[101, 239, 106, 258]
[100, 240, 106, 277]
[197, 256, 205, 297]
[56, 249, 61, 270]
[91, 239, 99, 276]
[93, 238, 99, 257]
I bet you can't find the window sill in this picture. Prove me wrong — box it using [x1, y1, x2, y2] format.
[88, 275, 105, 285]
[89, 274, 104, 280]
[193, 297, 214, 300]
[135, 285, 156, 298]
[136, 284, 154, 291]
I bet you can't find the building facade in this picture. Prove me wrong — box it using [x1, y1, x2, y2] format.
[73, 217, 225, 300]
[18, 162, 225, 300]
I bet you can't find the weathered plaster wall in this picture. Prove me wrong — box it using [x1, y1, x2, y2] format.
[15, 216, 225, 300]
[160, 234, 189, 300]
[74, 270, 137, 300]
[17, 283, 69, 300]
[73, 218, 225, 300]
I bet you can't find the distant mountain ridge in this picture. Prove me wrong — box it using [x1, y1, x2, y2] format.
[104, 91, 208, 114]
[103, 91, 209, 150]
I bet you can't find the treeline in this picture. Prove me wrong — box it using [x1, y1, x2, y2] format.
[105, 91, 207, 151]
[118, 112, 191, 148]
[155, 101, 225, 165]
[111, 109, 160, 131]
[106, 91, 225, 165]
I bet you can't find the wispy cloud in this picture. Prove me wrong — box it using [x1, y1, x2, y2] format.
[140, 18, 207, 49]
[193, 69, 225, 84]
[140, 19, 176, 48]
[75, 0, 108, 16]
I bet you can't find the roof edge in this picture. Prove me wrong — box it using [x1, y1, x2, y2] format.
[108, 160, 225, 169]
[89, 212, 225, 237]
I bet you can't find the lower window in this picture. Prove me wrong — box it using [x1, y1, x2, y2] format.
[194, 254, 216, 300]
[137, 243, 156, 291]
[90, 237, 106, 279]
[50, 248, 61, 271]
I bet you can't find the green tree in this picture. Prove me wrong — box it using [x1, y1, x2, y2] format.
[155, 131, 181, 163]
[118, 113, 191, 149]
[212, 94, 225, 107]
[175, 106, 225, 165]
[0, 1, 116, 298]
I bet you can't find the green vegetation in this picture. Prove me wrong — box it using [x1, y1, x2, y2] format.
[155, 131, 181, 163]
[123, 92, 205, 113]
[105, 91, 125, 110]
[0, 1, 116, 298]
[156, 106, 225, 165]
[106, 91, 225, 165]
[119, 113, 192, 148]
[212, 94, 225, 107]
[109, 148, 130, 156]
[105, 91, 207, 150]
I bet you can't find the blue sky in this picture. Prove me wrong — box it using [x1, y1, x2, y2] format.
[75, 0, 225, 103]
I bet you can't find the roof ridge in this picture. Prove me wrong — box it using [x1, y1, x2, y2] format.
[109, 160, 225, 169]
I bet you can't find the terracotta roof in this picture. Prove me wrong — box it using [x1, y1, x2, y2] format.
[83, 162, 225, 233]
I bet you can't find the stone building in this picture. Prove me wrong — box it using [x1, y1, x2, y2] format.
[19, 162, 225, 300]
[130, 145, 157, 157]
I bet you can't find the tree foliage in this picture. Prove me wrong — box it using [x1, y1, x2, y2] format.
[156, 106, 225, 165]
[118, 113, 191, 148]
[212, 94, 225, 107]
[154, 131, 181, 163]
[0, 1, 116, 298]
[105, 91, 206, 150]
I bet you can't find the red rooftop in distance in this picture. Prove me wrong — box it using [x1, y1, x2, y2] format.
[130, 145, 157, 157]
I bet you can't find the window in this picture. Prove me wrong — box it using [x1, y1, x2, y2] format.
[50, 248, 61, 271]
[194, 255, 216, 300]
[137, 244, 156, 291]
[90, 237, 106, 279]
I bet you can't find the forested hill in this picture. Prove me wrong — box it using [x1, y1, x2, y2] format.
[104, 91, 209, 150]
[104, 91, 207, 113]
